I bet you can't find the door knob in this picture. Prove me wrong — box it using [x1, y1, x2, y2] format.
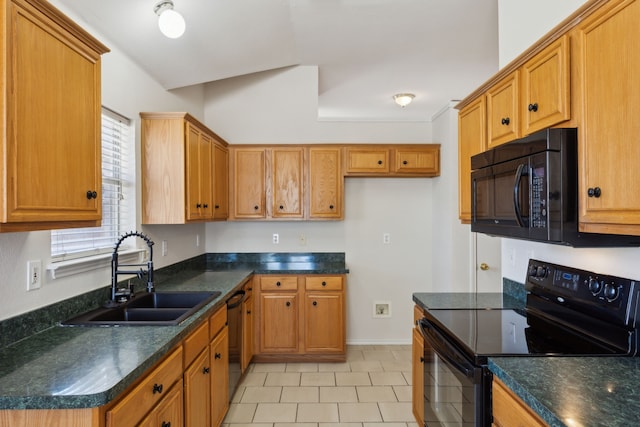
[480, 263, 489, 271]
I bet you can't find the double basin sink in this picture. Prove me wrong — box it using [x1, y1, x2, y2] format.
[62, 291, 221, 326]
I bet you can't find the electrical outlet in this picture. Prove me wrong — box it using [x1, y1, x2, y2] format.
[299, 233, 306, 246]
[162, 240, 168, 256]
[383, 233, 391, 244]
[27, 260, 42, 291]
[273, 233, 279, 244]
[373, 302, 391, 318]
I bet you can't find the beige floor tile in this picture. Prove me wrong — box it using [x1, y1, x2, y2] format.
[349, 361, 383, 372]
[281, 386, 320, 403]
[286, 363, 319, 372]
[380, 360, 412, 372]
[356, 386, 397, 402]
[241, 386, 282, 403]
[346, 347, 365, 361]
[335, 372, 372, 386]
[402, 371, 412, 385]
[253, 363, 287, 372]
[319, 386, 358, 403]
[318, 362, 351, 372]
[242, 372, 268, 386]
[231, 386, 246, 403]
[253, 403, 298, 422]
[362, 350, 397, 361]
[363, 423, 407, 427]
[392, 385, 412, 402]
[265, 372, 302, 386]
[369, 372, 407, 386]
[378, 402, 415, 422]
[224, 403, 258, 423]
[297, 403, 340, 422]
[391, 349, 412, 360]
[319, 423, 363, 427]
[223, 423, 272, 427]
[275, 423, 319, 427]
[301, 372, 336, 386]
[338, 403, 383, 422]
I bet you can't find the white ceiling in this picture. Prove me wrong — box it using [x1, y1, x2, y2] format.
[57, 0, 499, 122]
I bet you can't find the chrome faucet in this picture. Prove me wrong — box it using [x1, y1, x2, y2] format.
[110, 231, 155, 305]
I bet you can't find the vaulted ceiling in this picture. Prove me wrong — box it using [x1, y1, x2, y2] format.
[56, 0, 499, 122]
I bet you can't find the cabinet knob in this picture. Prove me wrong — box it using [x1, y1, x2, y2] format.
[279, 205, 284, 210]
[203, 366, 210, 374]
[152, 383, 164, 394]
[196, 203, 202, 208]
[403, 160, 408, 165]
[329, 205, 334, 209]
[588, 187, 602, 198]
[203, 204, 209, 208]
[215, 352, 222, 359]
[313, 301, 317, 306]
[215, 204, 220, 209]
[254, 205, 259, 210]
[162, 422, 171, 427]
[276, 281, 281, 287]
[420, 356, 425, 363]
[322, 281, 327, 286]
[501, 117, 510, 125]
[377, 160, 383, 165]
[528, 103, 539, 112]
[86, 190, 98, 200]
[286, 301, 291, 307]
[247, 310, 251, 315]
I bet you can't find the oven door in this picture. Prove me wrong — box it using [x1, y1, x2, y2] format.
[418, 318, 491, 427]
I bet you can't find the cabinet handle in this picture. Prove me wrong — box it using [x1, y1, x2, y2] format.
[215, 352, 222, 359]
[286, 301, 291, 307]
[215, 204, 220, 209]
[203, 204, 209, 208]
[279, 205, 284, 210]
[86, 190, 98, 200]
[254, 205, 259, 210]
[321, 281, 327, 286]
[161, 422, 171, 427]
[196, 203, 202, 208]
[420, 356, 425, 363]
[329, 205, 334, 209]
[247, 310, 251, 315]
[203, 366, 210, 374]
[276, 281, 281, 287]
[588, 187, 602, 198]
[528, 103, 539, 112]
[377, 160, 383, 165]
[403, 160, 408, 165]
[152, 383, 163, 394]
[500, 117, 510, 125]
[313, 301, 317, 306]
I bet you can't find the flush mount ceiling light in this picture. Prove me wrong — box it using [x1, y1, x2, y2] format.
[154, 0, 186, 39]
[393, 93, 415, 108]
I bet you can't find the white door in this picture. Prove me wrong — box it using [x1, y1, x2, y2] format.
[473, 232, 502, 292]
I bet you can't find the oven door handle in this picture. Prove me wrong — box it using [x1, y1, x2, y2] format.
[513, 163, 528, 228]
[418, 318, 475, 378]
[226, 290, 246, 309]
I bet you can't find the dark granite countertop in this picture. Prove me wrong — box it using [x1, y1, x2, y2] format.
[489, 356, 640, 427]
[0, 252, 348, 410]
[412, 292, 524, 311]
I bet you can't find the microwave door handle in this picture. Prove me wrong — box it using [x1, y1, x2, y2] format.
[513, 163, 527, 227]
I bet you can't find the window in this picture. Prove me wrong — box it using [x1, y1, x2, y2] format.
[51, 108, 133, 261]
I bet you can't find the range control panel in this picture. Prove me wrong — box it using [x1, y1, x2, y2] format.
[525, 259, 638, 326]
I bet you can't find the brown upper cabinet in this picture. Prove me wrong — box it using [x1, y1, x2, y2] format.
[486, 71, 520, 148]
[344, 145, 440, 177]
[458, 97, 486, 223]
[0, 0, 108, 232]
[308, 147, 343, 219]
[140, 112, 229, 224]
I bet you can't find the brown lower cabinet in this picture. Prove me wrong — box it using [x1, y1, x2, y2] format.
[254, 274, 346, 361]
[492, 377, 549, 427]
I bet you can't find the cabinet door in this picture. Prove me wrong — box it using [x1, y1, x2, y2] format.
[492, 377, 547, 427]
[186, 124, 203, 220]
[7, 3, 102, 224]
[304, 292, 344, 353]
[200, 133, 214, 220]
[577, 0, 640, 234]
[184, 349, 211, 427]
[345, 148, 390, 174]
[272, 148, 304, 218]
[210, 327, 229, 427]
[394, 147, 440, 176]
[241, 293, 254, 372]
[458, 97, 486, 223]
[213, 142, 229, 220]
[521, 35, 570, 135]
[412, 327, 425, 427]
[260, 294, 299, 352]
[138, 381, 184, 427]
[309, 147, 343, 219]
[231, 148, 266, 218]
[486, 71, 519, 148]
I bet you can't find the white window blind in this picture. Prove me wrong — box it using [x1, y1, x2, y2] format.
[51, 108, 132, 261]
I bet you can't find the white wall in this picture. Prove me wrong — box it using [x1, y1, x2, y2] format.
[497, 0, 640, 284]
[203, 66, 439, 344]
[0, 2, 208, 321]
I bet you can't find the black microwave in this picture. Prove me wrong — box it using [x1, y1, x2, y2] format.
[470, 128, 639, 247]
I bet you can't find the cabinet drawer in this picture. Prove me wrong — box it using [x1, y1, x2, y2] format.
[184, 321, 209, 368]
[106, 346, 183, 427]
[210, 305, 227, 339]
[345, 148, 390, 174]
[305, 276, 343, 291]
[260, 276, 298, 291]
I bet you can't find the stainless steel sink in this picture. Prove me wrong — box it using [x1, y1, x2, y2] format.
[61, 291, 221, 326]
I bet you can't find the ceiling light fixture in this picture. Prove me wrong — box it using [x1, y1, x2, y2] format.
[393, 93, 415, 108]
[154, 0, 186, 39]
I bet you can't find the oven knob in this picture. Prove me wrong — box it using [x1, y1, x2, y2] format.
[603, 283, 619, 301]
[536, 266, 547, 278]
[588, 277, 602, 294]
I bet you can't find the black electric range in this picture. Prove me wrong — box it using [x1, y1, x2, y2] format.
[418, 259, 640, 426]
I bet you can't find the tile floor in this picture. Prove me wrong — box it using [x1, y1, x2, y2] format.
[223, 345, 418, 427]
